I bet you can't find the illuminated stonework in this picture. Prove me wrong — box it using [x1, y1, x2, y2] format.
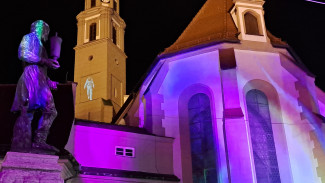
[74, 0, 126, 123]
[114, 0, 325, 183]
[66, 0, 325, 182]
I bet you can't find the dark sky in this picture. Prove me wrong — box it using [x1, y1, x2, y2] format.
[1, 0, 325, 93]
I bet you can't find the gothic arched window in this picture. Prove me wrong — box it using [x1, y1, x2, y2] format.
[188, 93, 217, 183]
[246, 89, 281, 183]
[89, 23, 97, 41]
[244, 12, 260, 35]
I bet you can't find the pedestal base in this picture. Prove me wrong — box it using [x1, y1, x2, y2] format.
[0, 151, 63, 183]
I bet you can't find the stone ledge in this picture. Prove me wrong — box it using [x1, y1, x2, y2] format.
[0, 152, 63, 183]
[2, 152, 62, 171]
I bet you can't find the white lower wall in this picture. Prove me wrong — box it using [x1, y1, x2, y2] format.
[66, 124, 174, 175]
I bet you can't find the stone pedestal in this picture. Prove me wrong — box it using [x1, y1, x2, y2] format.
[0, 152, 63, 183]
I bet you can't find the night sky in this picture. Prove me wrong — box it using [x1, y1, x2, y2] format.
[1, 0, 325, 94]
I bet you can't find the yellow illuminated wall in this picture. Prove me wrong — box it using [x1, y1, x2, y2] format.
[74, 0, 126, 123]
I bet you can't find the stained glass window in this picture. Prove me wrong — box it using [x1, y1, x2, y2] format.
[188, 93, 217, 183]
[246, 89, 281, 183]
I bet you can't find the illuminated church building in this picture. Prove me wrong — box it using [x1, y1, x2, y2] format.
[9, 0, 324, 182]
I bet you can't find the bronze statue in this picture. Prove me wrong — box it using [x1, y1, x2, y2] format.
[10, 20, 61, 153]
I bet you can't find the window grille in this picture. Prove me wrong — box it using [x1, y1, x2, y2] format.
[115, 146, 135, 158]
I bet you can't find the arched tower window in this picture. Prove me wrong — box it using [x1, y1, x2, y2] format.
[91, 0, 96, 8]
[113, 0, 118, 11]
[244, 12, 260, 35]
[89, 23, 97, 41]
[112, 26, 117, 45]
[246, 89, 281, 183]
[188, 93, 217, 183]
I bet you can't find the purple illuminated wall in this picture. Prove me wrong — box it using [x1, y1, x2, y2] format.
[127, 42, 325, 182]
[66, 124, 174, 175]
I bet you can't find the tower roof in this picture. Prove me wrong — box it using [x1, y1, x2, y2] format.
[162, 0, 239, 54]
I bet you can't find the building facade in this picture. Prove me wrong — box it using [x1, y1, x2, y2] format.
[67, 0, 325, 182]
[119, 0, 325, 182]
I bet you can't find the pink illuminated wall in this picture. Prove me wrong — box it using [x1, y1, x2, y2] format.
[66, 124, 174, 175]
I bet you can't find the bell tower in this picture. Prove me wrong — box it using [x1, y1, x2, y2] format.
[74, 0, 126, 123]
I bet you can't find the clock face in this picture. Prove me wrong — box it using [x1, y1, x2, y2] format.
[101, 0, 110, 3]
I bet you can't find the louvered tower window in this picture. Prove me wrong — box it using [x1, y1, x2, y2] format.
[113, 0, 117, 11]
[91, 0, 96, 8]
[89, 23, 96, 41]
[188, 93, 217, 183]
[112, 26, 117, 45]
[246, 89, 281, 183]
[244, 12, 260, 35]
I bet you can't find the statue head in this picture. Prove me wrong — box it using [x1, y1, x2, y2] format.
[30, 20, 50, 42]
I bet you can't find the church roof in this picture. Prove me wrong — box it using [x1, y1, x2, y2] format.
[162, 0, 287, 55]
[163, 0, 238, 55]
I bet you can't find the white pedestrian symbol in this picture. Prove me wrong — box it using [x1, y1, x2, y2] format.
[84, 77, 95, 100]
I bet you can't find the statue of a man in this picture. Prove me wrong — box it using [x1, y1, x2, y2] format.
[10, 20, 60, 153]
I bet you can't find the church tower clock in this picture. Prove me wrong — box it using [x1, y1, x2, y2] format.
[74, 0, 126, 123]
